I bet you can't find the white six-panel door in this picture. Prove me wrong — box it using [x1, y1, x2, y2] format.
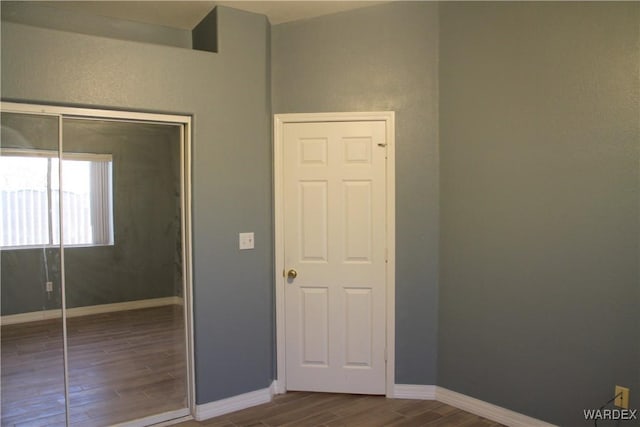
[282, 120, 387, 394]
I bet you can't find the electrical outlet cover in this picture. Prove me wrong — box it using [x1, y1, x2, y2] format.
[615, 385, 630, 409]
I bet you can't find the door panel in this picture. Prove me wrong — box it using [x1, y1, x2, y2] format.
[343, 181, 373, 262]
[284, 120, 386, 394]
[300, 181, 328, 262]
[300, 287, 329, 366]
[344, 288, 373, 367]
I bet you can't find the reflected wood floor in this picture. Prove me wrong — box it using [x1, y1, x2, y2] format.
[1, 305, 187, 427]
[177, 392, 505, 427]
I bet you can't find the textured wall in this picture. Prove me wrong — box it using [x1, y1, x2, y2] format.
[1, 5, 273, 404]
[1, 1, 192, 48]
[62, 120, 182, 309]
[272, 1, 440, 385]
[439, 3, 640, 425]
[1, 113, 63, 314]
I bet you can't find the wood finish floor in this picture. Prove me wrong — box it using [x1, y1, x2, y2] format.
[177, 392, 505, 427]
[3, 307, 501, 427]
[1, 305, 187, 427]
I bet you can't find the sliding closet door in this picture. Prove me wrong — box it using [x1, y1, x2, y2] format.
[61, 118, 188, 425]
[1, 112, 67, 425]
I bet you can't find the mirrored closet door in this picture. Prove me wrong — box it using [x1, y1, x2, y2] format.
[1, 111, 67, 425]
[1, 103, 193, 427]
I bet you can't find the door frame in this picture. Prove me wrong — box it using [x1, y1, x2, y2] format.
[273, 111, 395, 397]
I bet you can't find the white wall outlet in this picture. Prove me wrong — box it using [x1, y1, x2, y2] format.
[239, 232, 255, 250]
[45, 281, 53, 292]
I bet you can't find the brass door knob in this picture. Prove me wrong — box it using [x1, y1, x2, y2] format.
[287, 269, 298, 279]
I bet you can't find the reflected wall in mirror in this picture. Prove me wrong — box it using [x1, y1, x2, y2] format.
[1, 106, 191, 427]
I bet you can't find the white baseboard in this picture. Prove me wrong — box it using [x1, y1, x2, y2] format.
[195, 381, 276, 421]
[1, 296, 183, 325]
[192, 382, 555, 426]
[392, 384, 437, 400]
[272, 380, 286, 395]
[392, 385, 555, 427]
[436, 387, 556, 427]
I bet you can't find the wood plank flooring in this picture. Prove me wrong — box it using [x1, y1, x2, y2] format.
[176, 392, 505, 427]
[3, 306, 501, 427]
[1, 305, 187, 427]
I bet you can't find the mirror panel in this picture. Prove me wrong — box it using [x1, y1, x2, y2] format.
[1, 112, 67, 425]
[61, 118, 187, 425]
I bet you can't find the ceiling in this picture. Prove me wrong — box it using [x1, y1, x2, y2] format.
[40, 1, 389, 29]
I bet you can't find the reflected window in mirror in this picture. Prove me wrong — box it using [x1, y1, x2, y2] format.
[0, 149, 114, 248]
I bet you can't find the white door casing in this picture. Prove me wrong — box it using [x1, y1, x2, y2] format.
[274, 112, 395, 396]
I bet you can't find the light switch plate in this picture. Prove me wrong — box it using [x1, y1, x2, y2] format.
[239, 232, 255, 250]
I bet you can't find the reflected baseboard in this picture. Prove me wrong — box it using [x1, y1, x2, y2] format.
[111, 407, 191, 427]
[1, 296, 183, 326]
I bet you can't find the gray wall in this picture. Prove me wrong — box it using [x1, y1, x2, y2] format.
[1, 5, 273, 404]
[1, 249, 63, 314]
[1, 113, 63, 314]
[272, 1, 440, 386]
[63, 120, 182, 309]
[1, 1, 192, 48]
[439, 2, 640, 425]
[1, 118, 181, 315]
